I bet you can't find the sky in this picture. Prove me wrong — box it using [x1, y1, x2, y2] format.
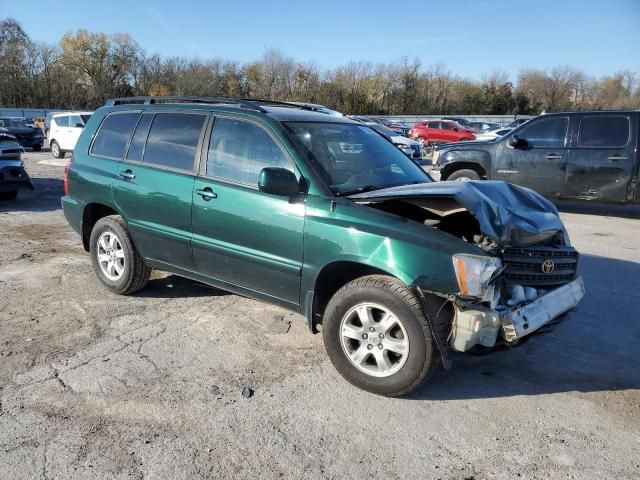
[2, 0, 639, 81]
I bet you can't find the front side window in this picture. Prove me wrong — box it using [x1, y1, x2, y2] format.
[91, 112, 140, 159]
[441, 122, 454, 130]
[285, 122, 431, 195]
[143, 113, 205, 170]
[518, 117, 568, 148]
[579, 116, 630, 148]
[54, 116, 69, 128]
[207, 117, 292, 186]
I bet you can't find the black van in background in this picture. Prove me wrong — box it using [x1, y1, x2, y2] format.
[432, 111, 639, 203]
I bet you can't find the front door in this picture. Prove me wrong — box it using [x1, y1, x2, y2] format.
[494, 116, 569, 197]
[112, 111, 207, 270]
[565, 114, 637, 202]
[191, 115, 305, 307]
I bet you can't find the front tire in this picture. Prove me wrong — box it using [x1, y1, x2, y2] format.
[322, 275, 439, 397]
[447, 169, 481, 181]
[50, 140, 64, 159]
[89, 215, 151, 295]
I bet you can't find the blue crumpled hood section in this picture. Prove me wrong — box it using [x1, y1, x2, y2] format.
[349, 180, 565, 247]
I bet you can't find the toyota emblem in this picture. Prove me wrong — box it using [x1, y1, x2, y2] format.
[541, 259, 555, 274]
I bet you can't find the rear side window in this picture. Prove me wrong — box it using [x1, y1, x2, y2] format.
[143, 113, 205, 170]
[69, 115, 82, 128]
[518, 117, 568, 148]
[207, 117, 291, 186]
[91, 112, 140, 159]
[579, 116, 630, 147]
[126, 114, 153, 161]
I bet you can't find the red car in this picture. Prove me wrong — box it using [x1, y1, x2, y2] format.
[409, 120, 476, 144]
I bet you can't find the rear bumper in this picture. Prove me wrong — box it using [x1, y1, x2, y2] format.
[501, 276, 585, 342]
[0, 164, 33, 191]
[61, 195, 84, 236]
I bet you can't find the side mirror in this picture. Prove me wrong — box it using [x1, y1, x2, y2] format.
[75, 123, 84, 128]
[507, 135, 525, 148]
[258, 167, 299, 197]
[453, 127, 459, 132]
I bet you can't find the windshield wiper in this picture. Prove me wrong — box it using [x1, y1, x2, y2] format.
[335, 185, 383, 196]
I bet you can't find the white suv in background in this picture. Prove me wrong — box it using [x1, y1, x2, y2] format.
[48, 112, 93, 158]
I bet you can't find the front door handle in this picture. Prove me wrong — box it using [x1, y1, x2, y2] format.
[546, 154, 562, 160]
[196, 187, 217, 200]
[608, 156, 627, 161]
[119, 170, 135, 180]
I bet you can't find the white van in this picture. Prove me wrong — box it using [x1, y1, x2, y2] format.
[48, 112, 93, 158]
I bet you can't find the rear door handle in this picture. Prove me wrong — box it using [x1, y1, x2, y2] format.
[546, 154, 562, 160]
[196, 187, 217, 200]
[608, 156, 627, 161]
[119, 170, 135, 180]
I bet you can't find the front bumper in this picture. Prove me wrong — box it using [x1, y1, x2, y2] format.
[450, 276, 585, 352]
[0, 163, 34, 191]
[501, 276, 585, 342]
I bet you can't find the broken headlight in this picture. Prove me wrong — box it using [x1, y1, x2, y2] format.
[452, 254, 502, 298]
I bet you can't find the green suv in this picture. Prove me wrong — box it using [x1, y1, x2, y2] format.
[62, 97, 585, 396]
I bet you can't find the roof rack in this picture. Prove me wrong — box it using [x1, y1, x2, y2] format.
[104, 96, 320, 113]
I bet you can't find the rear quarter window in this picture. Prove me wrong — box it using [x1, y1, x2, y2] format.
[578, 116, 630, 148]
[91, 112, 140, 159]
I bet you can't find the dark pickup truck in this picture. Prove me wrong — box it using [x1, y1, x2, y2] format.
[433, 110, 640, 203]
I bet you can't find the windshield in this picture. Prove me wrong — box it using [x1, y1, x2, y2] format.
[284, 122, 431, 195]
[0, 118, 30, 128]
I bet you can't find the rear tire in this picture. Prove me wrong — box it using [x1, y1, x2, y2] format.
[447, 169, 481, 181]
[322, 275, 439, 397]
[0, 191, 18, 200]
[50, 140, 64, 159]
[89, 215, 151, 295]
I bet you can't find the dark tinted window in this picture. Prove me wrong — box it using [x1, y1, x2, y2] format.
[427, 122, 440, 129]
[143, 113, 205, 170]
[579, 116, 630, 147]
[91, 113, 140, 158]
[126, 114, 153, 161]
[69, 115, 82, 128]
[441, 122, 454, 130]
[207, 117, 291, 185]
[518, 117, 568, 148]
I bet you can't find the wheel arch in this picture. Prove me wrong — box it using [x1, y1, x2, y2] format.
[441, 161, 487, 180]
[81, 202, 120, 251]
[305, 260, 411, 333]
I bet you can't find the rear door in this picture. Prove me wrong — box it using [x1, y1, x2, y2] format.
[66, 115, 85, 151]
[494, 116, 569, 197]
[111, 111, 207, 270]
[565, 114, 636, 201]
[191, 115, 305, 307]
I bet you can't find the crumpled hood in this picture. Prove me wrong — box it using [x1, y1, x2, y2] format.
[349, 180, 565, 247]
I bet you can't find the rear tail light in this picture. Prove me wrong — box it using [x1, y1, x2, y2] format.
[63, 158, 72, 195]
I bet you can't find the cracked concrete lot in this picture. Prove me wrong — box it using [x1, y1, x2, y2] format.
[1, 150, 639, 479]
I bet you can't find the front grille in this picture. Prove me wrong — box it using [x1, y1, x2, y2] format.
[501, 246, 579, 287]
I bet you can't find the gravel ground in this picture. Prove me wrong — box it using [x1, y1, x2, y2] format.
[1, 149, 639, 480]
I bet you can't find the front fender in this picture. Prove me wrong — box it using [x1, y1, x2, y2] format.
[437, 148, 493, 178]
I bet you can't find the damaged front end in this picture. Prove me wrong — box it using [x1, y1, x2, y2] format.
[349, 181, 585, 356]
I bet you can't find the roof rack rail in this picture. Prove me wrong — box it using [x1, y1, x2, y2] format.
[104, 96, 323, 113]
[104, 96, 268, 113]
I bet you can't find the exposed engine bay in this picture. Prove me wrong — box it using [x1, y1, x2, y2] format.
[350, 181, 584, 353]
